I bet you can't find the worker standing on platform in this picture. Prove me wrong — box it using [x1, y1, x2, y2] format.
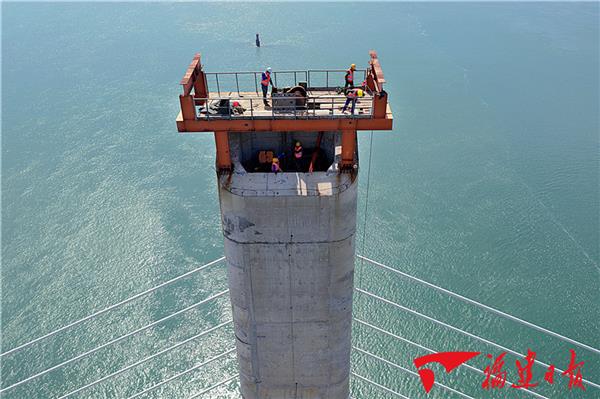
[342, 88, 364, 115]
[261, 67, 273, 106]
[294, 141, 303, 170]
[344, 64, 356, 92]
[271, 157, 281, 173]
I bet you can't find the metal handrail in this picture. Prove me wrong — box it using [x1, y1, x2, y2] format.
[193, 95, 374, 121]
[205, 69, 366, 76]
[204, 69, 368, 95]
[193, 93, 372, 101]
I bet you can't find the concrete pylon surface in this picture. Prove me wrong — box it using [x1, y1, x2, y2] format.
[218, 132, 357, 399]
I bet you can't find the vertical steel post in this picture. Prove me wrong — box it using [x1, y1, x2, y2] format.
[214, 130, 232, 170]
[331, 97, 334, 118]
[340, 129, 356, 169]
[179, 94, 196, 121]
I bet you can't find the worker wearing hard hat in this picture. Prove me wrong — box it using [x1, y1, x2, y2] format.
[271, 157, 281, 173]
[342, 88, 364, 115]
[293, 141, 303, 170]
[261, 67, 273, 106]
[344, 64, 356, 92]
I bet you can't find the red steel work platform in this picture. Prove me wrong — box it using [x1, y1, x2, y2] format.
[176, 51, 393, 171]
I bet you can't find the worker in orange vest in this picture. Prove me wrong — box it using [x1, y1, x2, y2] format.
[261, 67, 273, 106]
[344, 64, 356, 92]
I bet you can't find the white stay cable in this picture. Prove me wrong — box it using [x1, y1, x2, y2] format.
[1, 256, 225, 358]
[0, 290, 230, 393]
[126, 348, 236, 399]
[356, 288, 600, 390]
[353, 346, 475, 399]
[357, 254, 600, 356]
[187, 375, 238, 399]
[354, 318, 549, 399]
[56, 320, 232, 399]
[351, 372, 412, 399]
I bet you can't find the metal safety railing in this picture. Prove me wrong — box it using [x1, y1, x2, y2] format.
[192, 94, 375, 121]
[205, 69, 368, 96]
[3, 254, 598, 398]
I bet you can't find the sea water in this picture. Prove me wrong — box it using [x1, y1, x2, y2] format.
[2, 3, 598, 398]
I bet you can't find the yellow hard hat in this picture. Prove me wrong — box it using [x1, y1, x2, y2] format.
[357, 89, 364, 97]
[295, 142, 301, 147]
[350, 64, 356, 69]
[272, 157, 279, 163]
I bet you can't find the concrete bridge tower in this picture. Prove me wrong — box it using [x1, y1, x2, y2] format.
[176, 52, 393, 399]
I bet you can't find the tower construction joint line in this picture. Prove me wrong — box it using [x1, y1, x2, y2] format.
[176, 51, 393, 399]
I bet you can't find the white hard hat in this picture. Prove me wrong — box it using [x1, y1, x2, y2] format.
[267, 67, 272, 73]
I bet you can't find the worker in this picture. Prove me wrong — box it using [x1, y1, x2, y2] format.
[261, 67, 273, 105]
[232, 101, 245, 115]
[293, 141, 303, 170]
[344, 64, 356, 92]
[271, 157, 281, 173]
[256, 33, 261, 47]
[342, 88, 364, 114]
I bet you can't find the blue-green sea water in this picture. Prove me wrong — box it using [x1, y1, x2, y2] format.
[2, 2, 598, 398]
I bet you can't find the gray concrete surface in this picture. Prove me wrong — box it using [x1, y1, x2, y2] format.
[218, 132, 357, 399]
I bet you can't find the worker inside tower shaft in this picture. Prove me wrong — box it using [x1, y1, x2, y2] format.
[271, 157, 281, 173]
[293, 141, 303, 170]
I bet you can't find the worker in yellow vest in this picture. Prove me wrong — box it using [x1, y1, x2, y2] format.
[271, 157, 281, 173]
[342, 88, 364, 115]
[344, 64, 356, 92]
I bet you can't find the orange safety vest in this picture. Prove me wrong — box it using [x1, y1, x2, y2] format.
[294, 146, 303, 159]
[261, 71, 271, 86]
[346, 69, 354, 83]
